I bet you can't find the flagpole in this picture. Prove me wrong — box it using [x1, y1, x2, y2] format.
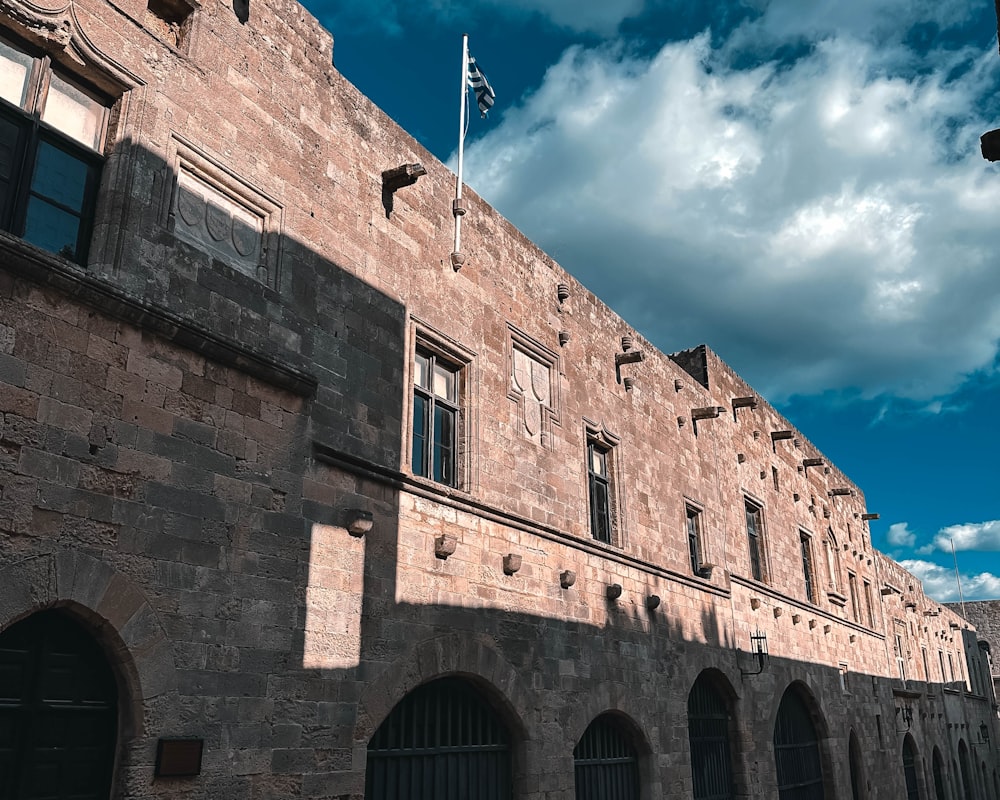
[451, 34, 469, 270]
[951, 536, 967, 619]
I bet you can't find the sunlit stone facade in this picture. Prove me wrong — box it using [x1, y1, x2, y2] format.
[0, 0, 996, 798]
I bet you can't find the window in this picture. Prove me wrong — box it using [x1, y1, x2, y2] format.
[848, 572, 861, 623]
[745, 499, 766, 582]
[588, 441, 613, 543]
[894, 621, 907, 680]
[574, 715, 639, 800]
[863, 580, 875, 628]
[0, 37, 109, 263]
[688, 673, 735, 799]
[939, 650, 947, 683]
[774, 688, 824, 800]
[801, 531, 816, 603]
[412, 347, 460, 487]
[686, 504, 703, 575]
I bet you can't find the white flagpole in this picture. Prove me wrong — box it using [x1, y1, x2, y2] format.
[451, 34, 469, 270]
[951, 536, 967, 619]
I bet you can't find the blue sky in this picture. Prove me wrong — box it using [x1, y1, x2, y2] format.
[308, 0, 1000, 602]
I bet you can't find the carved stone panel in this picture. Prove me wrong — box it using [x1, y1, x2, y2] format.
[508, 326, 560, 447]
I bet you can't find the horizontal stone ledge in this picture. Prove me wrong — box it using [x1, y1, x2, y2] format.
[0, 233, 318, 397]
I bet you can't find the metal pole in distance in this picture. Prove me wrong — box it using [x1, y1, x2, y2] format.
[951, 536, 967, 619]
[451, 34, 469, 270]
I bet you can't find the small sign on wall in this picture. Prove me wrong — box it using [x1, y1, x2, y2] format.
[155, 738, 203, 778]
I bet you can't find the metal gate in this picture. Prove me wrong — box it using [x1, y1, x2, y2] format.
[574, 715, 639, 800]
[773, 689, 824, 800]
[365, 677, 511, 800]
[688, 675, 734, 800]
[0, 610, 118, 800]
[903, 737, 920, 800]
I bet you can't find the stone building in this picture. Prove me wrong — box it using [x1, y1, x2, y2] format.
[0, 0, 996, 799]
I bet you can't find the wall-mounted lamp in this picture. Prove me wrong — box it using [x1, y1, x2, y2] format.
[896, 706, 913, 732]
[974, 722, 991, 748]
[741, 630, 769, 676]
[346, 509, 374, 537]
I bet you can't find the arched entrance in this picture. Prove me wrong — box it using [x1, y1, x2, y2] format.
[902, 734, 920, 800]
[932, 747, 947, 800]
[773, 686, 824, 800]
[848, 729, 866, 800]
[958, 741, 974, 800]
[688, 671, 735, 799]
[574, 713, 640, 800]
[364, 676, 511, 800]
[0, 610, 118, 800]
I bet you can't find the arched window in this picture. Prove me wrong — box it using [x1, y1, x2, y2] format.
[0, 610, 118, 800]
[902, 735, 920, 800]
[849, 729, 866, 800]
[574, 714, 639, 800]
[688, 673, 735, 799]
[932, 747, 947, 800]
[773, 687, 824, 800]
[365, 677, 511, 800]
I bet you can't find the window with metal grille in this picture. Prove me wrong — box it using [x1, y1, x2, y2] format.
[688, 674, 734, 800]
[773, 688, 824, 800]
[800, 532, 815, 603]
[588, 442, 613, 544]
[574, 715, 639, 800]
[932, 748, 946, 800]
[412, 348, 460, 487]
[902, 736, 920, 800]
[0, 610, 118, 800]
[365, 677, 511, 800]
[745, 499, 765, 582]
[0, 36, 109, 264]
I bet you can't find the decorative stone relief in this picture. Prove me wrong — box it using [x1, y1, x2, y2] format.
[511, 346, 551, 444]
[165, 135, 283, 289]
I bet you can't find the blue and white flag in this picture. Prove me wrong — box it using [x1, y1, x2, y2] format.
[467, 55, 495, 118]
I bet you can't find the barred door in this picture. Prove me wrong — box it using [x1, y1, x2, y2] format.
[773, 689, 824, 800]
[365, 677, 511, 800]
[688, 675, 734, 800]
[0, 610, 118, 800]
[574, 715, 639, 800]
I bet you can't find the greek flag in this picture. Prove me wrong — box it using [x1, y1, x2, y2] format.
[467, 55, 495, 118]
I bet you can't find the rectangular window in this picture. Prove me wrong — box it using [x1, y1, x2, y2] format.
[848, 572, 860, 623]
[0, 37, 108, 263]
[922, 647, 930, 683]
[588, 441, 612, 543]
[412, 348, 459, 487]
[800, 532, 816, 603]
[863, 580, 875, 628]
[745, 499, 765, 582]
[893, 620, 907, 680]
[686, 505, 702, 575]
[939, 650, 947, 683]
[839, 662, 849, 692]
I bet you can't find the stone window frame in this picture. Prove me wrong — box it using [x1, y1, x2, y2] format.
[743, 494, 769, 584]
[800, 529, 817, 604]
[404, 319, 477, 494]
[583, 418, 624, 547]
[505, 323, 561, 448]
[161, 133, 284, 291]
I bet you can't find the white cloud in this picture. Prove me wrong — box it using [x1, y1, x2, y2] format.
[887, 522, 916, 547]
[932, 520, 1000, 552]
[899, 559, 1000, 602]
[461, 31, 1000, 401]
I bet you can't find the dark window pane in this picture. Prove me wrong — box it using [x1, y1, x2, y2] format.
[0, 112, 23, 228]
[412, 394, 427, 477]
[590, 479, 610, 543]
[30, 139, 89, 210]
[433, 405, 454, 485]
[23, 195, 81, 260]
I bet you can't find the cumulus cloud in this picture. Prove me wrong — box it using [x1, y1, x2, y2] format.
[887, 522, 916, 547]
[899, 559, 1000, 602]
[931, 520, 1000, 552]
[461, 30, 1000, 401]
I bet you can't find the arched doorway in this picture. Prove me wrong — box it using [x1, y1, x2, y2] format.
[932, 747, 946, 800]
[773, 686, 825, 800]
[958, 741, 974, 800]
[848, 729, 866, 800]
[365, 676, 511, 800]
[0, 609, 118, 800]
[688, 671, 735, 799]
[574, 713, 640, 800]
[902, 734, 920, 799]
